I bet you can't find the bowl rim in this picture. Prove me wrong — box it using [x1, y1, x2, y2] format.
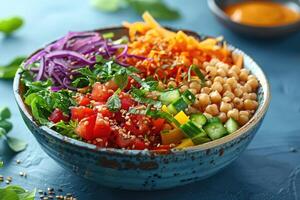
[13, 26, 271, 156]
[207, 0, 300, 30]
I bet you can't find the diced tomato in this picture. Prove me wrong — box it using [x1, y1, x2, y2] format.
[94, 137, 108, 148]
[77, 95, 91, 106]
[105, 79, 119, 91]
[132, 138, 147, 150]
[151, 118, 165, 134]
[115, 132, 133, 148]
[124, 114, 150, 136]
[91, 82, 112, 102]
[93, 114, 112, 138]
[120, 95, 135, 110]
[75, 115, 96, 141]
[71, 107, 95, 121]
[48, 108, 69, 123]
[114, 112, 125, 123]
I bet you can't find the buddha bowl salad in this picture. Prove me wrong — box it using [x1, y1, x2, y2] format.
[21, 13, 259, 151]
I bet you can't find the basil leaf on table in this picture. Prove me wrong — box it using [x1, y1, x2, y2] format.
[0, 120, 13, 133]
[0, 57, 26, 79]
[90, 0, 125, 12]
[6, 136, 28, 152]
[0, 16, 24, 35]
[0, 185, 36, 200]
[0, 161, 3, 167]
[0, 107, 11, 121]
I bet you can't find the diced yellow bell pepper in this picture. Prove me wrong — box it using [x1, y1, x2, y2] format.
[175, 138, 194, 149]
[161, 128, 185, 145]
[161, 105, 169, 113]
[174, 111, 189, 125]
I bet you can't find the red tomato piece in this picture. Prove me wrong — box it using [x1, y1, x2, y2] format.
[71, 107, 95, 121]
[77, 95, 91, 106]
[115, 132, 133, 148]
[93, 114, 112, 138]
[124, 115, 150, 136]
[48, 108, 69, 123]
[151, 118, 165, 134]
[75, 114, 96, 141]
[91, 82, 112, 102]
[120, 95, 135, 110]
[132, 138, 147, 150]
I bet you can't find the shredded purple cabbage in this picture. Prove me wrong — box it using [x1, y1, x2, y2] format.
[24, 31, 143, 91]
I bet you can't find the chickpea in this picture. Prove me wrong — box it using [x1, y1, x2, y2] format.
[249, 93, 257, 100]
[227, 109, 239, 121]
[248, 75, 256, 80]
[233, 97, 244, 110]
[222, 83, 232, 93]
[206, 66, 217, 77]
[239, 69, 249, 81]
[220, 102, 232, 113]
[239, 110, 249, 116]
[167, 81, 177, 88]
[157, 81, 166, 90]
[203, 61, 210, 68]
[211, 82, 223, 93]
[205, 80, 212, 87]
[198, 93, 211, 107]
[228, 71, 239, 80]
[217, 68, 226, 77]
[242, 93, 250, 100]
[223, 91, 235, 100]
[247, 78, 259, 90]
[210, 91, 222, 103]
[203, 112, 213, 119]
[230, 65, 241, 75]
[180, 85, 189, 93]
[214, 76, 225, 84]
[226, 77, 238, 88]
[205, 104, 219, 116]
[238, 114, 249, 125]
[210, 58, 219, 65]
[218, 112, 227, 123]
[222, 96, 232, 103]
[234, 87, 243, 98]
[201, 87, 211, 94]
[242, 84, 252, 93]
[189, 88, 198, 95]
[189, 81, 201, 92]
[244, 99, 258, 110]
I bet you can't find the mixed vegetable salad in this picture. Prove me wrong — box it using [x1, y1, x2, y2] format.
[20, 12, 259, 152]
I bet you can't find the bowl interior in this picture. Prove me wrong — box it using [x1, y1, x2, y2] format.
[14, 26, 270, 155]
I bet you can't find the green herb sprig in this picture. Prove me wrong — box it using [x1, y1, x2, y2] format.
[0, 107, 27, 152]
[0, 185, 36, 200]
[0, 57, 26, 80]
[0, 16, 24, 36]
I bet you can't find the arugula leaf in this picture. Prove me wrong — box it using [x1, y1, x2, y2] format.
[6, 136, 27, 152]
[130, 87, 161, 108]
[127, 0, 180, 20]
[0, 185, 36, 200]
[113, 68, 128, 90]
[54, 120, 79, 139]
[0, 127, 6, 138]
[0, 107, 11, 121]
[0, 57, 26, 79]
[130, 74, 158, 91]
[0, 161, 3, 167]
[0, 16, 24, 35]
[106, 89, 121, 112]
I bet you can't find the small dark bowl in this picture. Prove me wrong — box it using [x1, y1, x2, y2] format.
[208, 0, 300, 38]
[14, 27, 270, 190]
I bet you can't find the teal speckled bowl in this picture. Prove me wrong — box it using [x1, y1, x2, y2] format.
[13, 27, 270, 190]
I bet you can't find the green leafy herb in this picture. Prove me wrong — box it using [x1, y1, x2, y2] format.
[53, 121, 79, 139]
[0, 185, 36, 200]
[0, 107, 27, 152]
[90, 0, 180, 20]
[188, 64, 206, 86]
[113, 68, 128, 90]
[6, 137, 28, 152]
[0, 57, 26, 79]
[0, 16, 24, 35]
[130, 87, 161, 108]
[106, 89, 121, 112]
[130, 74, 158, 91]
[0, 161, 3, 167]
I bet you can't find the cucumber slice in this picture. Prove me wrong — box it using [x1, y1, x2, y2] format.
[190, 113, 207, 128]
[225, 118, 240, 134]
[203, 122, 228, 140]
[207, 117, 221, 124]
[192, 134, 211, 145]
[167, 104, 177, 115]
[180, 123, 199, 138]
[187, 121, 207, 137]
[182, 90, 196, 104]
[159, 89, 180, 105]
[168, 98, 188, 114]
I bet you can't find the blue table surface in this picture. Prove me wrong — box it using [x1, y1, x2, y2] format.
[1, 0, 300, 199]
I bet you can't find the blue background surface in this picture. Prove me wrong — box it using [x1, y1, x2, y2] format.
[1, 0, 300, 199]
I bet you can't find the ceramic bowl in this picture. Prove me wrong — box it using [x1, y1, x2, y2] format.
[208, 0, 300, 38]
[13, 27, 270, 190]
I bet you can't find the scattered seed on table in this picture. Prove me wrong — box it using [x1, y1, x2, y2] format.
[0, 175, 3, 182]
[6, 176, 12, 181]
[19, 172, 24, 176]
[16, 160, 21, 164]
[5, 180, 10, 184]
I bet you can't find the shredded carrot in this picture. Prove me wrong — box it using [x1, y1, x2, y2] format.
[123, 12, 233, 80]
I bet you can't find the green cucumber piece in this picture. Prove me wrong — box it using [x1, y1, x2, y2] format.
[168, 97, 188, 114]
[192, 134, 211, 145]
[203, 122, 228, 140]
[159, 89, 180, 105]
[225, 118, 240, 134]
[187, 121, 207, 137]
[167, 104, 177, 115]
[182, 90, 196, 104]
[207, 117, 221, 124]
[180, 123, 199, 138]
[190, 113, 207, 128]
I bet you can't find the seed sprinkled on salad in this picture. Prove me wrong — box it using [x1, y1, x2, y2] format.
[21, 12, 259, 151]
